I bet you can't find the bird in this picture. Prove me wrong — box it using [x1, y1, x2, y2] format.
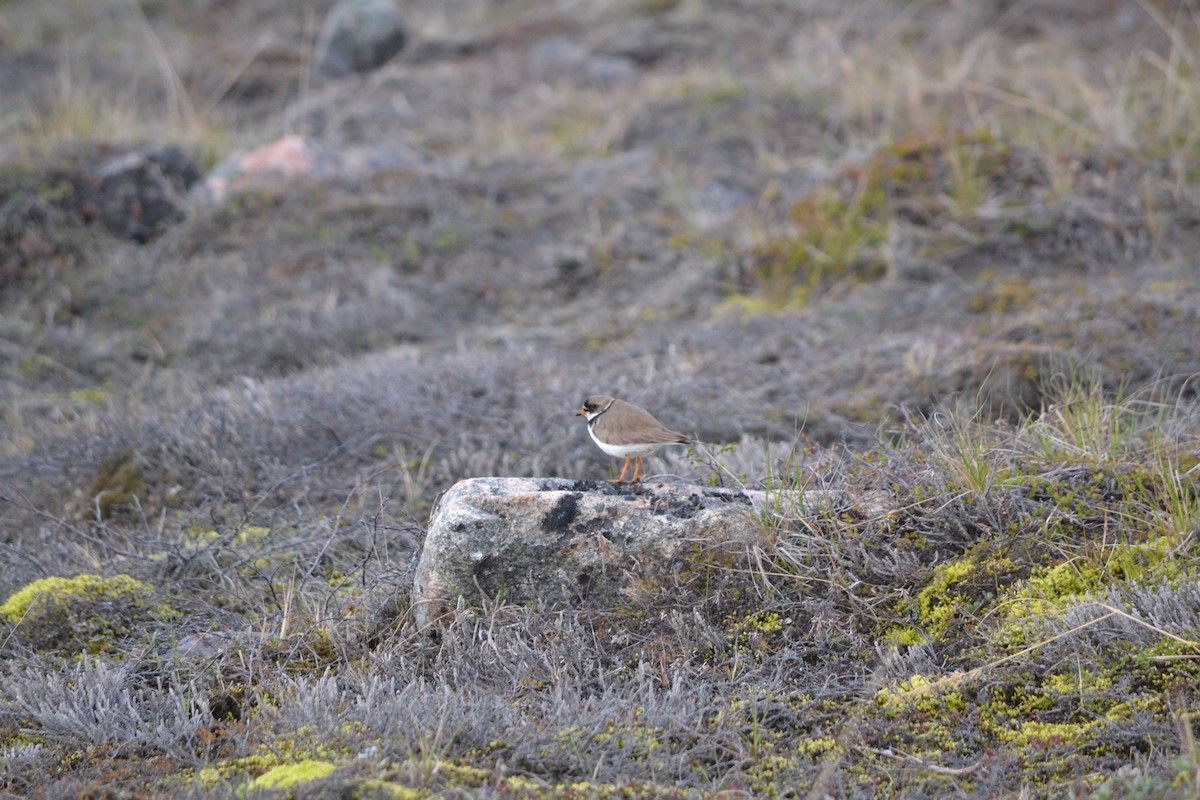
[575, 395, 692, 484]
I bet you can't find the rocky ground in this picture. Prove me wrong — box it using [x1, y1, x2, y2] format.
[2, 0, 1200, 797]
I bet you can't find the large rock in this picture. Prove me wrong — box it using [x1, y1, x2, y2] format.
[314, 0, 408, 78]
[411, 477, 807, 627]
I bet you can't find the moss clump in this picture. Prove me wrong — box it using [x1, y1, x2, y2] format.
[724, 609, 785, 659]
[743, 753, 801, 798]
[354, 780, 423, 800]
[872, 675, 972, 762]
[915, 546, 1024, 641]
[198, 753, 281, 785]
[1002, 560, 1103, 622]
[876, 675, 967, 716]
[734, 127, 1019, 310]
[735, 184, 889, 311]
[993, 534, 1188, 649]
[796, 736, 840, 758]
[87, 450, 146, 518]
[968, 274, 1038, 315]
[883, 625, 926, 646]
[248, 759, 337, 790]
[0, 573, 162, 654]
[184, 524, 273, 547]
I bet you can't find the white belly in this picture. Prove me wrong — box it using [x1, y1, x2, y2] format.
[588, 426, 666, 458]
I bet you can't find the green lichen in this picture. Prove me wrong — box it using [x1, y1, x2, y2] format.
[883, 625, 926, 646]
[198, 754, 279, 785]
[354, 780, 424, 800]
[0, 573, 163, 653]
[744, 753, 800, 798]
[184, 524, 273, 548]
[915, 547, 1023, 640]
[796, 736, 841, 758]
[248, 759, 337, 790]
[724, 609, 785, 658]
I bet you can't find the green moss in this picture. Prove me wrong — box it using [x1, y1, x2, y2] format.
[0, 574, 149, 622]
[744, 753, 800, 798]
[553, 721, 664, 769]
[632, 0, 681, 13]
[731, 126, 1020, 311]
[429, 761, 491, 787]
[876, 675, 967, 717]
[993, 533, 1192, 649]
[735, 184, 889, 310]
[968, 275, 1038, 315]
[0, 573, 163, 653]
[1104, 535, 1180, 582]
[796, 736, 841, 758]
[883, 625, 926, 646]
[1041, 670, 1111, 696]
[354, 780, 424, 800]
[248, 759, 337, 790]
[872, 675, 971, 760]
[992, 718, 1104, 748]
[722, 609, 786, 659]
[970, 667, 1169, 787]
[1003, 560, 1102, 621]
[198, 753, 281, 785]
[184, 524, 272, 548]
[915, 547, 1023, 641]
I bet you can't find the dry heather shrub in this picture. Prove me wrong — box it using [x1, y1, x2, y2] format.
[3, 656, 209, 751]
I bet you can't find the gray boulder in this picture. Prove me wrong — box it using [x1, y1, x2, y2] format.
[314, 0, 408, 78]
[411, 477, 823, 627]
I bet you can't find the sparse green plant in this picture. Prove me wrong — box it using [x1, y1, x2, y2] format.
[928, 408, 999, 495]
[1029, 372, 1133, 464]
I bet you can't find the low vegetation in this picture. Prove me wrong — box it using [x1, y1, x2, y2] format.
[1, 380, 1197, 798]
[2, 0, 1199, 797]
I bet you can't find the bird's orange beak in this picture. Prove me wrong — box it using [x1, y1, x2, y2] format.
[575, 407, 586, 416]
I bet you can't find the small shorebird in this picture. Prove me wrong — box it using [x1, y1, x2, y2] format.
[576, 395, 692, 484]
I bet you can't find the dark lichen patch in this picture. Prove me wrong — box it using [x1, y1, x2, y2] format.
[702, 488, 753, 505]
[540, 492, 582, 532]
[553, 479, 606, 493]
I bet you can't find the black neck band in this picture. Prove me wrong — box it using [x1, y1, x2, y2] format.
[588, 398, 616, 429]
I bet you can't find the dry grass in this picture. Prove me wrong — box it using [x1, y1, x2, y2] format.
[2, 0, 1200, 796]
[3, 374, 1199, 797]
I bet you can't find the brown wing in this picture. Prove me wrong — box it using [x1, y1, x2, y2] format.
[594, 399, 691, 446]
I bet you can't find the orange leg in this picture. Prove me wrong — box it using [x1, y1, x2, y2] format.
[630, 457, 644, 483]
[609, 456, 632, 484]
